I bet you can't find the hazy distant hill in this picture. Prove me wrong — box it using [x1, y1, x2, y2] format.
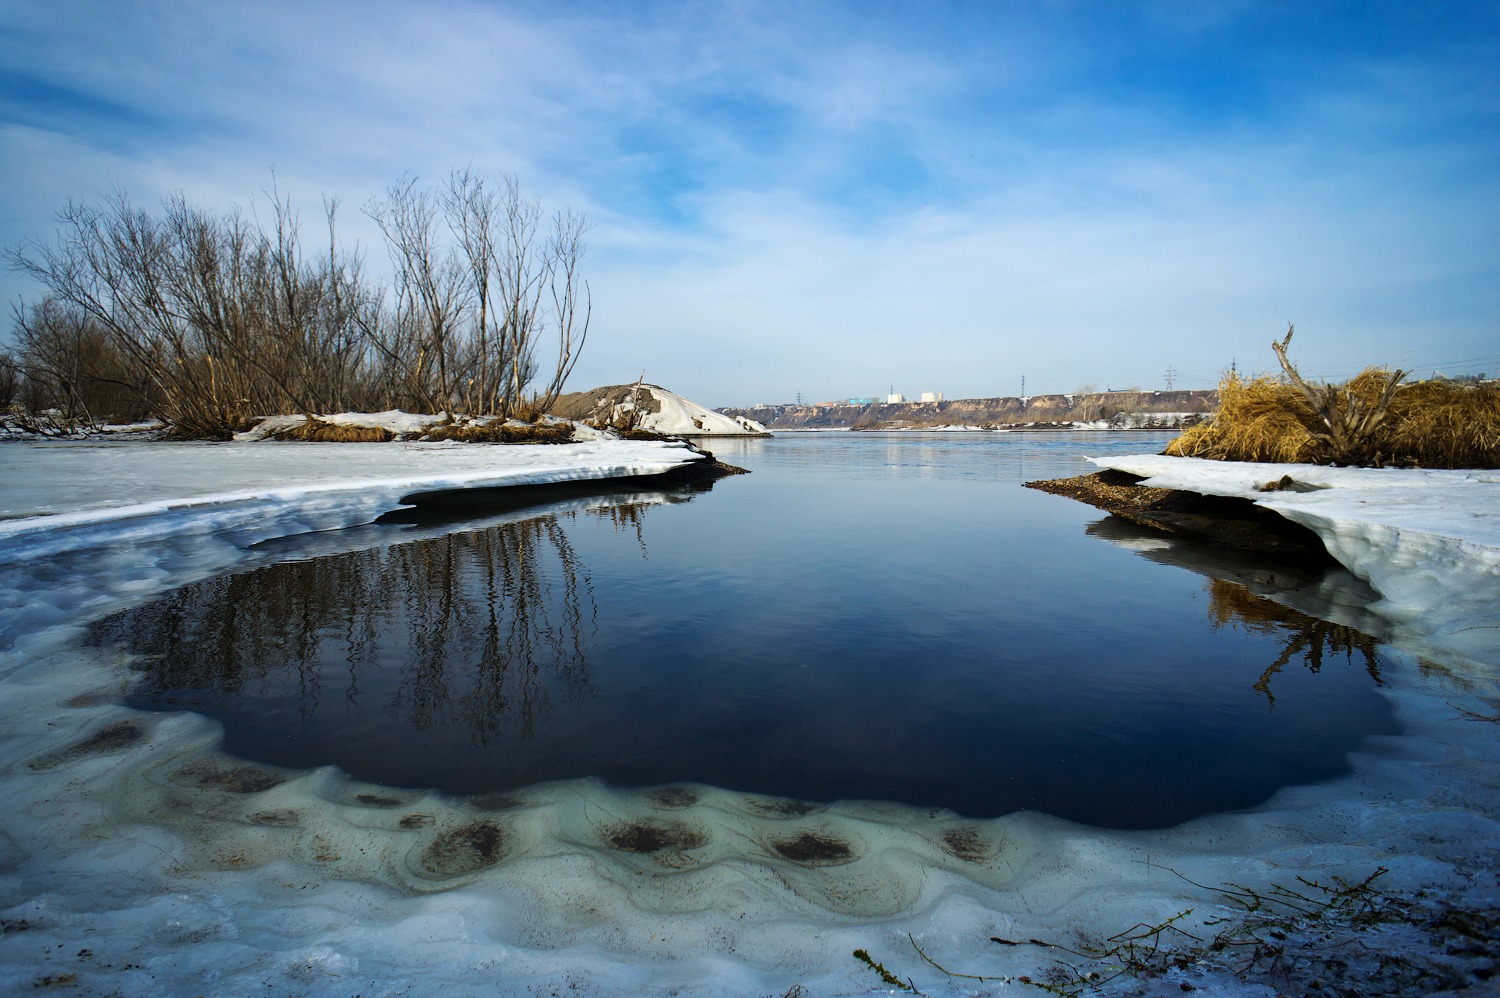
[720, 390, 1217, 430]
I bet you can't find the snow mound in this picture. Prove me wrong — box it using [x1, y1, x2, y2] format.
[552, 384, 769, 435]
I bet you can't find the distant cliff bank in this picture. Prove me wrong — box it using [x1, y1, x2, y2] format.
[720, 390, 1218, 430]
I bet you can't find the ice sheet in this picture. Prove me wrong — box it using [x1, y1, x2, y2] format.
[0, 438, 703, 561]
[0, 442, 1497, 995]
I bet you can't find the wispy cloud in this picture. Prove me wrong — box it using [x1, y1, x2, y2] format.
[3, 0, 1497, 402]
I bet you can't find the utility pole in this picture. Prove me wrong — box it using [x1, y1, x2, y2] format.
[1164, 366, 1176, 391]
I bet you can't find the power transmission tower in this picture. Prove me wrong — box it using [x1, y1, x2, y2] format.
[796, 392, 803, 406]
[1164, 366, 1176, 390]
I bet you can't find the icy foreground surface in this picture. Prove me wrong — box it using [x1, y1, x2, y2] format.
[1093, 455, 1500, 665]
[0, 442, 1497, 996]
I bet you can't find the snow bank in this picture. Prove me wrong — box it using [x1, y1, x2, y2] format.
[0, 438, 706, 562]
[1092, 454, 1500, 666]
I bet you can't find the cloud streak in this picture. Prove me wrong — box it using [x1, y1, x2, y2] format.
[3, 0, 1497, 403]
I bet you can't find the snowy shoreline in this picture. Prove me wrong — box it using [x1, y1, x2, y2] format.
[0, 443, 1497, 995]
[1092, 455, 1500, 670]
[0, 437, 708, 561]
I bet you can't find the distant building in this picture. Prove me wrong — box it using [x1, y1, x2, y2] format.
[848, 397, 879, 405]
[886, 393, 906, 404]
[919, 391, 944, 403]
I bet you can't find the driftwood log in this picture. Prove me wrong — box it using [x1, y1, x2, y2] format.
[1271, 325, 1406, 466]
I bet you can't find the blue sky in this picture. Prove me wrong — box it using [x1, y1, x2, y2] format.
[2, 1, 1497, 406]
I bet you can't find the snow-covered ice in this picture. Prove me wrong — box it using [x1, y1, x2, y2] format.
[0, 442, 1497, 996]
[0, 437, 703, 560]
[1093, 454, 1500, 668]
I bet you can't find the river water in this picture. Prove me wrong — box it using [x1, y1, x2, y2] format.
[98, 430, 1395, 830]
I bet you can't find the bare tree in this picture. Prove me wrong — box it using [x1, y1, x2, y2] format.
[534, 206, 591, 415]
[490, 174, 547, 416]
[441, 167, 503, 414]
[367, 170, 590, 420]
[0, 350, 19, 412]
[5, 191, 234, 435]
[364, 176, 467, 413]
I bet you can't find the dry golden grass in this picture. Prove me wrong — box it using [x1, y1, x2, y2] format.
[1168, 373, 1500, 468]
[270, 418, 394, 443]
[508, 397, 550, 423]
[421, 420, 574, 444]
[1380, 378, 1500, 468]
[1166, 374, 1319, 463]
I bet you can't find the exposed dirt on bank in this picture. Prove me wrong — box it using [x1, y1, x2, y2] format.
[1026, 468, 1333, 562]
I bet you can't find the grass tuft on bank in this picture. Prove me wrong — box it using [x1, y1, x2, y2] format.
[421, 420, 574, 444]
[268, 418, 395, 443]
[1166, 328, 1500, 468]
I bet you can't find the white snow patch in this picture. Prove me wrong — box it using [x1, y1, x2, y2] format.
[233, 408, 452, 440]
[617, 385, 769, 436]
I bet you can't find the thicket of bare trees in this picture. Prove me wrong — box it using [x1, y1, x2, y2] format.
[3, 171, 590, 438]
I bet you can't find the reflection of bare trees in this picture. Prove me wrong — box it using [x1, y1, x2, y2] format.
[1206, 579, 1384, 706]
[593, 500, 650, 558]
[90, 505, 670, 742]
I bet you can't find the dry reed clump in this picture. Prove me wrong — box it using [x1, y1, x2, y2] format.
[1169, 373, 1500, 469]
[270, 418, 394, 443]
[421, 420, 574, 444]
[1380, 378, 1500, 469]
[1166, 374, 1319, 463]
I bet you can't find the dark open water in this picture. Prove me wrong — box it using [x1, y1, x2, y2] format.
[96, 431, 1397, 829]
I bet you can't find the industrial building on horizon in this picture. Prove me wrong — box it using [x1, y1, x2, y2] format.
[841, 390, 945, 405]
